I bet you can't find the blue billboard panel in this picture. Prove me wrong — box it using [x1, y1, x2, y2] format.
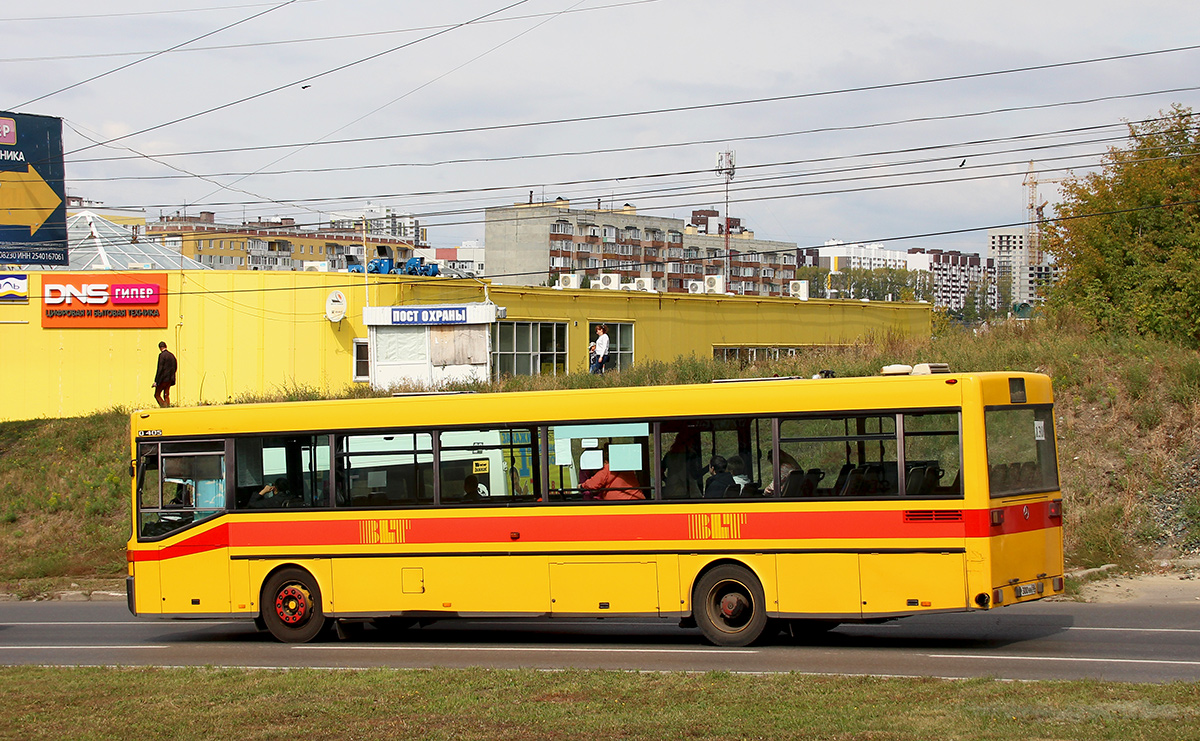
[0, 112, 67, 266]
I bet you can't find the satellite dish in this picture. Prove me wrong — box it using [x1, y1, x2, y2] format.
[325, 290, 347, 323]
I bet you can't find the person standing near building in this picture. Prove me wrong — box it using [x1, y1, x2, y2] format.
[153, 341, 177, 407]
[591, 324, 609, 374]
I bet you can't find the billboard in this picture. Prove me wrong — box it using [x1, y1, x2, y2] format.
[40, 273, 168, 328]
[0, 111, 67, 266]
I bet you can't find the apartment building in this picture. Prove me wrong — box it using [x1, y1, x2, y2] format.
[147, 211, 414, 271]
[484, 199, 799, 295]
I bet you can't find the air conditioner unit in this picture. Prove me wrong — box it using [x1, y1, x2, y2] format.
[704, 274, 726, 294]
[597, 273, 620, 289]
[788, 279, 809, 300]
[557, 273, 581, 289]
[687, 280, 705, 294]
[619, 282, 636, 291]
[633, 277, 656, 292]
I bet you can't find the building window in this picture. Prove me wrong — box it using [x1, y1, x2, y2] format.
[589, 322, 633, 372]
[491, 321, 568, 379]
[353, 340, 370, 382]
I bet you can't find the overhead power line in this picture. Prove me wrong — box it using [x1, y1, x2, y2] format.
[62, 41, 1200, 162]
[61, 0, 537, 157]
[65, 85, 1200, 171]
[0, 0, 659, 63]
[13, 0, 304, 109]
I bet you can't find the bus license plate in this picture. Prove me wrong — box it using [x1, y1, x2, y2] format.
[1015, 583, 1038, 598]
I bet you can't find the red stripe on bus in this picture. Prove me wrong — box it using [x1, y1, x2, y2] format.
[128, 507, 1060, 562]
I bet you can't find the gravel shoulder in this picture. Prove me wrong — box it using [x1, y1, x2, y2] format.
[1073, 561, 1200, 604]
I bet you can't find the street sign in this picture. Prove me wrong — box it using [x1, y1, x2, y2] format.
[0, 111, 67, 266]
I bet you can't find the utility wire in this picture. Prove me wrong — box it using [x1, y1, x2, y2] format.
[18, 198, 1200, 300]
[12, 0, 303, 109]
[61, 0, 537, 157]
[102, 114, 1195, 220]
[64, 42, 1200, 163]
[0, 1, 319, 23]
[0, 1, 658, 63]
[191, 0, 589, 209]
[65, 85, 1199, 172]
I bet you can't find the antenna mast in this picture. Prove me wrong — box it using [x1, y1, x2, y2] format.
[716, 150, 735, 290]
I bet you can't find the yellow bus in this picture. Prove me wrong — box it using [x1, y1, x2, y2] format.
[126, 367, 1065, 646]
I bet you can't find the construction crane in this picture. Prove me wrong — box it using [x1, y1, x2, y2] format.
[1022, 161, 1064, 265]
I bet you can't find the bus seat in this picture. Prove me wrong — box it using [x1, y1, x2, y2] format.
[832, 463, 855, 495]
[724, 484, 744, 498]
[918, 465, 940, 497]
[800, 468, 824, 497]
[780, 469, 806, 498]
[1019, 461, 1039, 488]
[839, 468, 866, 497]
[905, 466, 926, 496]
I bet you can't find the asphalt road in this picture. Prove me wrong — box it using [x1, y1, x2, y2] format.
[1, 599, 1198, 683]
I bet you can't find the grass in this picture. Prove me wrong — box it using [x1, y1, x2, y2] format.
[1, 313, 1199, 590]
[1, 667, 1199, 740]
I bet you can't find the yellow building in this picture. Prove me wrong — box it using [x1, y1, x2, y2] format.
[0, 270, 930, 421]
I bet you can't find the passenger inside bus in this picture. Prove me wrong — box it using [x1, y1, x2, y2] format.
[462, 473, 487, 501]
[248, 478, 290, 508]
[703, 455, 735, 498]
[763, 449, 801, 496]
[581, 445, 645, 501]
[661, 428, 704, 498]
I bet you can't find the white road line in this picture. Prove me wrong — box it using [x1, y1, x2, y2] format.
[0, 645, 169, 650]
[1066, 626, 1200, 634]
[296, 645, 757, 655]
[929, 654, 1200, 666]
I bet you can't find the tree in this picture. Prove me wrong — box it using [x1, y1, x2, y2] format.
[1043, 105, 1200, 346]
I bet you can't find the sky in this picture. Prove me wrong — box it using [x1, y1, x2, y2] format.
[3, 0, 1199, 256]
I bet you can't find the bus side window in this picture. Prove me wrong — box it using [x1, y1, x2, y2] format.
[550, 423, 651, 502]
[779, 415, 899, 499]
[902, 412, 963, 499]
[236, 435, 333, 510]
[336, 433, 432, 509]
[439, 427, 538, 506]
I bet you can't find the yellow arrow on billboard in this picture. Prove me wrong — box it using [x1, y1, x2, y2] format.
[0, 165, 62, 235]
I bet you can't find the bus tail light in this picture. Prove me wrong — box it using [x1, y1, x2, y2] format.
[990, 509, 1005, 526]
[992, 588, 1004, 605]
[1052, 576, 1064, 592]
[1049, 500, 1062, 519]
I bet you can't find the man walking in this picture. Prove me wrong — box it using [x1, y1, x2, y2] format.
[154, 341, 177, 407]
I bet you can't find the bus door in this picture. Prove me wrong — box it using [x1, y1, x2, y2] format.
[135, 440, 230, 615]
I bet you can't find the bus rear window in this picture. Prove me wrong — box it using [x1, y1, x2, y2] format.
[985, 406, 1059, 497]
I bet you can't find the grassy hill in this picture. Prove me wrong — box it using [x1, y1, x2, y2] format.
[2, 313, 1197, 594]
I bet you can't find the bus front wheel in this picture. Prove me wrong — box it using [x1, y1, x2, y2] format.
[262, 567, 326, 643]
[693, 564, 768, 647]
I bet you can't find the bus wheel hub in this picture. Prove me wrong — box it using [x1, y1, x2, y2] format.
[720, 593, 747, 619]
[276, 585, 310, 624]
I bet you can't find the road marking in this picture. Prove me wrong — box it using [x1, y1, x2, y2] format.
[296, 645, 757, 655]
[0, 645, 168, 650]
[929, 654, 1200, 666]
[1066, 626, 1200, 634]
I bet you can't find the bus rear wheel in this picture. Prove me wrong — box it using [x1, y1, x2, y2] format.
[693, 564, 768, 647]
[262, 567, 326, 643]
